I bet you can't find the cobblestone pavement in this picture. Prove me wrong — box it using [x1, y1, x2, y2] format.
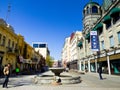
[0, 71, 120, 90]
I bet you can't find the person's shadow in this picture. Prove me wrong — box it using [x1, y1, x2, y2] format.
[97, 77, 106, 80]
[7, 79, 33, 88]
[8, 83, 31, 88]
[103, 78, 107, 79]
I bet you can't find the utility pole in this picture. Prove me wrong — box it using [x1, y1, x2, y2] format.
[6, 0, 11, 22]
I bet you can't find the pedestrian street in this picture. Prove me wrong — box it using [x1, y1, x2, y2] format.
[0, 72, 120, 90]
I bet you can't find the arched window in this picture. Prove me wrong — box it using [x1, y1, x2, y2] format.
[87, 7, 90, 14]
[83, 10, 85, 16]
[92, 6, 98, 13]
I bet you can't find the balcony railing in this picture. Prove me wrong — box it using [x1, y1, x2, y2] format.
[6, 47, 18, 54]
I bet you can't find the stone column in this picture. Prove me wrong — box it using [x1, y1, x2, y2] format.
[79, 60, 82, 71]
[88, 59, 91, 72]
[83, 60, 85, 71]
[95, 59, 98, 73]
[107, 55, 111, 75]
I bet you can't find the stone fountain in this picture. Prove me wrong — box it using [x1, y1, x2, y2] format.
[49, 67, 64, 76]
[35, 67, 81, 85]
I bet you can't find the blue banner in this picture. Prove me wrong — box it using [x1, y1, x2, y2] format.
[90, 31, 99, 51]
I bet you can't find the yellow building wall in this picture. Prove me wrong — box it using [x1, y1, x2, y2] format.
[0, 19, 44, 73]
[17, 34, 25, 56]
[26, 42, 33, 59]
[0, 22, 18, 70]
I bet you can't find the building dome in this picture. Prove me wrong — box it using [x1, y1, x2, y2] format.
[83, 2, 100, 16]
[82, 1, 102, 34]
[84, 2, 99, 8]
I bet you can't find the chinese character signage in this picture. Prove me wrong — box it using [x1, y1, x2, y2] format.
[90, 31, 99, 51]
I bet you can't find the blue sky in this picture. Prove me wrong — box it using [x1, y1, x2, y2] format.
[0, 0, 102, 60]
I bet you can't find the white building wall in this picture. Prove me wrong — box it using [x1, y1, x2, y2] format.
[32, 42, 49, 59]
[35, 48, 47, 59]
[62, 37, 70, 64]
[70, 31, 83, 61]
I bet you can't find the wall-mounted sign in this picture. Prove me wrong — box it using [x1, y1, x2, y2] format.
[90, 31, 99, 51]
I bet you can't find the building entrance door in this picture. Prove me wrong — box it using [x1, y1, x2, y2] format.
[0, 56, 3, 77]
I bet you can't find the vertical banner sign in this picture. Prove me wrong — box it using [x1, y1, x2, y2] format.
[90, 31, 99, 51]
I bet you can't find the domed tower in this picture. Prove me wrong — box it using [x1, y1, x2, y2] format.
[83, 1, 101, 33]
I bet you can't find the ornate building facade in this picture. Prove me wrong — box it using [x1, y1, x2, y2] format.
[0, 19, 46, 76]
[78, 0, 120, 75]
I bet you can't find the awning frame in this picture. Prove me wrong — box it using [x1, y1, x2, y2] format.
[110, 8, 120, 17]
[95, 23, 103, 30]
[103, 15, 111, 23]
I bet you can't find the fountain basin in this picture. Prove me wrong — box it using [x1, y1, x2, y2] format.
[37, 71, 81, 84]
[49, 67, 65, 76]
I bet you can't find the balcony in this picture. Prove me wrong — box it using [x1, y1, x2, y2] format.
[31, 57, 38, 64]
[0, 44, 6, 51]
[6, 47, 18, 55]
[0, 43, 5, 47]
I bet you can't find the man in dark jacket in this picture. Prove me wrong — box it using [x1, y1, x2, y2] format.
[98, 66, 103, 80]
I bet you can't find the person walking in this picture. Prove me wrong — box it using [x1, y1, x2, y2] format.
[2, 63, 11, 88]
[97, 66, 103, 80]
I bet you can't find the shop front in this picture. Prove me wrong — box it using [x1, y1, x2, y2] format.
[69, 60, 78, 70]
[110, 53, 120, 75]
[81, 62, 84, 71]
[0, 51, 4, 76]
[90, 59, 96, 72]
[97, 56, 108, 74]
[85, 61, 88, 72]
[110, 59, 120, 75]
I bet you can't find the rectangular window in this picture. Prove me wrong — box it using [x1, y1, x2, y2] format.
[106, 21, 111, 29]
[98, 28, 103, 35]
[118, 31, 120, 44]
[101, 41, 104, 50]
[88, 38, 90, 43]
[0, 33, 2, 44]
[8, 39, 11, 47]
[109, 36, 114, 47]
[12, 41, 14, 49]
[2, 36, 6, 46]
[39, 44, 46, 48]
[15, 43, 18, 49]
[33, 44, 38, 48]
[113, 13, 120, 24]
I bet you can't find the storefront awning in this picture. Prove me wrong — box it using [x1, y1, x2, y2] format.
[103, 15, 111, 23]
[77, 42, 83, 47]
[110, 8, 120, 16]
[97, 56, 107, 62]
[95, 23, 103, 29]
[110, 53, 120, 60]
[85, 32, 90, 39]
[90, 59, 95, 63]
[92, 28, 97, 31]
